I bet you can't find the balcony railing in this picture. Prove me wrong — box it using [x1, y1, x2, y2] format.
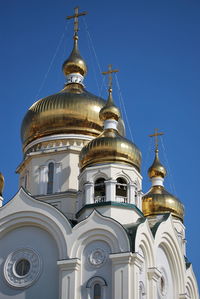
[115, 196, 128, 203]
[94, 196, 106, 203]
[94, 196, 128, 204]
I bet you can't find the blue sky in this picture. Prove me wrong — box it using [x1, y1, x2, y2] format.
[1, 0, 200, 287]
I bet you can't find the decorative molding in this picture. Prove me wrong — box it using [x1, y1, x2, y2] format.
[4, 248, 42, 289]
[147, 267, 161, 282]
[88, 248, 107, 268]
[57, 258, 81, 271]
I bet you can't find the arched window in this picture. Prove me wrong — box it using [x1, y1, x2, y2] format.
[94, 178, 106, 203]
[94, 283, 101, 299]
[116, 177, 127, 203]
[47, 162, 54, 194]
[86, 276, 107, 299]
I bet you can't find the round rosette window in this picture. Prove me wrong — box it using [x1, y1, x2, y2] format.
[88, 248, 107, 268]
[4, 248, 42, 289]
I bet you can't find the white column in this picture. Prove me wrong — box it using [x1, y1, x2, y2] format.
[39, 165, 48, 194]
[84, 182, 94, 204]
[128, 182, 135, 204]
[57, 258, 81, 299]
[110, 252, 132, 299]
[105, 180, 116, 202]
[55, 163, 61, 192]
[148, 267, 161, 298]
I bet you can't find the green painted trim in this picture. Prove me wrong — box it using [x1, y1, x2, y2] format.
[76, 201, 144, 218]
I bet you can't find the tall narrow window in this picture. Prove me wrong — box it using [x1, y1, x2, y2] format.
[47, 162, 54, 194]
[94, 283, 101, 299]
[94, 178, 105, 203]
[116, 178, 127, 202]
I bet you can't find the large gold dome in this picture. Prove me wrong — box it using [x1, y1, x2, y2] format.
[21, 84, 125, 149]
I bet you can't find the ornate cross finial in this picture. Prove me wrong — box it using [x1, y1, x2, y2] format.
[149, 128, 164, 150]
[102, 64, 119, 90]
[67, 7, 87, 37]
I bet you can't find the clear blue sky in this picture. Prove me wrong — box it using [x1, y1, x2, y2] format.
[0, 0, 200, 287]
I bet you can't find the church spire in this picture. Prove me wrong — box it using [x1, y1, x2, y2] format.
[142, 130, 184, 221]
[100, 65, 120, 127]
[62, 7, 88, 86]
[148, 129, 166, 186]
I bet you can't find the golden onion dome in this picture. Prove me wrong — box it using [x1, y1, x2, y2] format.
[21, 31, 125, 149]
[0, 172, 4, 196]
[62, 35, 87, 77]
[80, 128, 141, 172]
[21, 84, 125, 149]
[142, 186, 184, 221]
[99, 88, 121, 121]
[142, 148, 184, 221]
[148, 149, 167, 179]
[80, 89, 141, 172]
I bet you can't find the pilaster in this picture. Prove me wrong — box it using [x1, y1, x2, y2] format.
[131, 252, 144, 299]
[147, 267, 161, 298]
[110, 252, 133, 299]
[57, 258, 81, 299]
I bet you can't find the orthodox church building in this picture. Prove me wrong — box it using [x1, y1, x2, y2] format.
[0, 8, 199, 299]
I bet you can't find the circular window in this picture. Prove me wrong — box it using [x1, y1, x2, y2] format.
[4, 248, 42, 289]
[15, 259, 31, 277]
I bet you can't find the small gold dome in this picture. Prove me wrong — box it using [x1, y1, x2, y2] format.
[99, 88, 121, 121]
[142, 185, 184, 221]
[142, 148, 184, 221]
[62, 36, 87, 77]
[148, 149, 167, 179]
[80, 128, 141, 172]
[0, 172, 4, 196]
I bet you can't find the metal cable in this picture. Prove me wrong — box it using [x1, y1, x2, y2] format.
[115, 74, 134, 142]
[160, 136, 177, 196]
[82, 18, 107, 93]
[34, 24, 68, 100]
[81, 19, 100, 95]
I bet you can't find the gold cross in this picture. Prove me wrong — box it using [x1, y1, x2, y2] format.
[102, 64, 119, 90]
[67, 7, 87, 36]
[149, 128, 164, 150]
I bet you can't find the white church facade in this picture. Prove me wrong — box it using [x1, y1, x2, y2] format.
[0, 8, 199, 299]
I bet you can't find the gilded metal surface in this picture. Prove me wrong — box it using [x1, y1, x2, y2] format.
[21, 85, 125, 149]
[142, 185, 184, 221]
[148, 149, 167, 178]
[0, 172, 4, 196]
[62, 37, 87, 76]
[80, 128, 142, 172]
[99, 89, 120, 121]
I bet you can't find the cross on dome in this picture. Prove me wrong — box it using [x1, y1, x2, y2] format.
[102, 64, 119, 91]
[67, 7, 87, 38]
[149, 128, 164, 151]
